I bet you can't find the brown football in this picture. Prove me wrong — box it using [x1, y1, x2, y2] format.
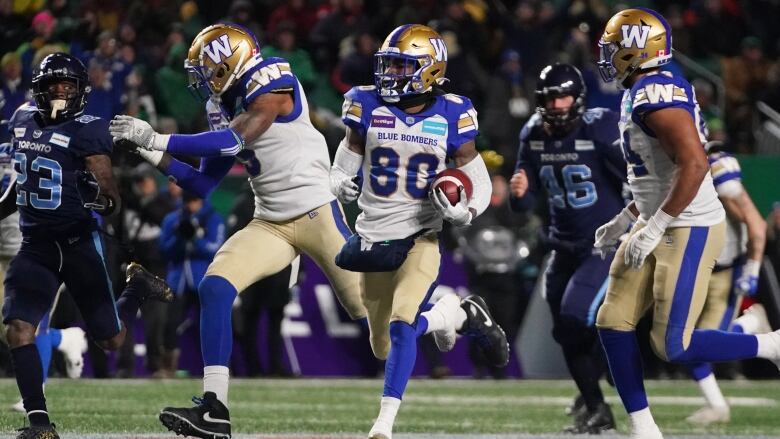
[430, 168, 473, 206]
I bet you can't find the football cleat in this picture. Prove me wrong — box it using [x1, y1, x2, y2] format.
[126, 262, 175, 304]
[57, 327, 88, 378]
[458, 295, 510, 367]
[584, 402, 617, 433]
[564, 394, 585, 417]
[430, 293, 461, 352]
[743, 303, 772, 334]
[368, 419, 392, 439]
[16, 424, 59, 439]
[159, 392, 231, 438]
[630, 425, 664, 439]
[686, 406, 730, 425]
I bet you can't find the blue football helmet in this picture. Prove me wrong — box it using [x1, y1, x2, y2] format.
[535, 63, 586, 135]
[31, 53, 90, 121]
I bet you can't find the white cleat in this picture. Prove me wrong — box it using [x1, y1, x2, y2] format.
[11, 398, 24, 413]
[430, 293, 461, 352]
[630, 425, 664, 439]
[686, 406, 730, 425]
[368, 419, 392, 439]
[57, 327, 88, 378]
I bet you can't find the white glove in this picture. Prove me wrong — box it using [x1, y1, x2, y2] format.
[594, 206, 636, 259]
[735, 259, 761, 297]
[331, 175, 360, 204]
[430, 186, 472, 227]
[625, 210, 674, 269]
[109, 115, 168, 151]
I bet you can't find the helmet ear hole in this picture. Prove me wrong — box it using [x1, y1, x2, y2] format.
[215, 64, 229, 79]
[621, 54, 634, 61]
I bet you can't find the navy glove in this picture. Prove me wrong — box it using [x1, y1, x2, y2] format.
[75, 170, 115, 215]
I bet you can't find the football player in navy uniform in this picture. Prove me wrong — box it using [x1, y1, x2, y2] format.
[510, 63, 625, 434]
[1, 53, 173, 439]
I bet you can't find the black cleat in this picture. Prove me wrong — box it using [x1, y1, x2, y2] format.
[563, 402, 616, 434]
[126, 262, 174, 303]
[565, 394, 586, 417]
[16, 424, 59, 439]
[584, 402, 616, 434]
[159, 392, 231, 438]
[458, 295, 510, 367]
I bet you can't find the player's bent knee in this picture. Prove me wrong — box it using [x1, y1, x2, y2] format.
[198, 275, 238, 305]
[595, 303, 632, 331]
[553, 314, 596, 348]
[370, 333, 390, 360]
[5, 319, 36, 347]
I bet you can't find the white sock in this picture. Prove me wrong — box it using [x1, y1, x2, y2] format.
[629, 407, 658, 432]
[697, 373, 728, 409]
[755, 333, 779, 359]
[733, 313, 759, 334]
[203, 365, 230, 406]
[421, 310, 447, 334]
[376, 396, 401, 426]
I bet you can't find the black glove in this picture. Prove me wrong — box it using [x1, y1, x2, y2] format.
[177, 218, 196, 239]
[75, 170, 115, 215]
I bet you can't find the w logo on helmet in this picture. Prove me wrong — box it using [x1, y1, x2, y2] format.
[620, 24, 651, 48]
[429, 38, 447, 62]
[203, 35, 233, 64]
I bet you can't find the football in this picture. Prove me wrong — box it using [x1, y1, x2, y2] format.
[430, 168, 473, 206]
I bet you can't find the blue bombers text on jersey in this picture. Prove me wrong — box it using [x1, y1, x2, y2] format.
[341, 85, 478, 242]
[512, 108, 626, 243]
[8, 104, 112, 235]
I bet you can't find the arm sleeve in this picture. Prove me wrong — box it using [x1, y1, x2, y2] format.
[166, 128, 246, 157]
[458, 153, 491, 217]
[509, 137, 539, 212]
[164, 156, 235, 198]
[192, 213, 226, 259]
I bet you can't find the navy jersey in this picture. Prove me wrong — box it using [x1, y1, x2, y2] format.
[8, 104, 112, 234]
[512, 108, 626, 243]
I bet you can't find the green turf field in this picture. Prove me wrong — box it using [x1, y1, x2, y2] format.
[1, 378, 780, 437]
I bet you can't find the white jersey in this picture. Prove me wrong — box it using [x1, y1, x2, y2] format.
[206, 56, 334, 222]
[342, 86, 478, 242]
[709, 152, 747, 267]
[619, 71, 724, 227]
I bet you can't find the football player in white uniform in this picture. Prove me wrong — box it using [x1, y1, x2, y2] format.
[683, 143, 768, 425]
[593, 8, 780, 439]
[330, 24, 508, 439]
[110, 23, 367, 439]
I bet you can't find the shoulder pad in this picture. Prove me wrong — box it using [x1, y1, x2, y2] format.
[519, 113, 542, 140]
[632, 73, 692, 108]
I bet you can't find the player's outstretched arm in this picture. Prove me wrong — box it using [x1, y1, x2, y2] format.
[109, 92, 293, 157]
[330, 127, 365, 204]
[624, 107, 709, 268]
[84, 154, 121, 217]
[118, 141, 235, 199]
[721, 188, 767, 295]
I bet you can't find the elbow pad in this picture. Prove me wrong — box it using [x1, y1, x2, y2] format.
[459, 153, 491, 218]
[330, 138, 364, 195]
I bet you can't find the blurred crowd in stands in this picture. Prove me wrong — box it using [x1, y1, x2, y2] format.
[1, 0, 780, 379]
